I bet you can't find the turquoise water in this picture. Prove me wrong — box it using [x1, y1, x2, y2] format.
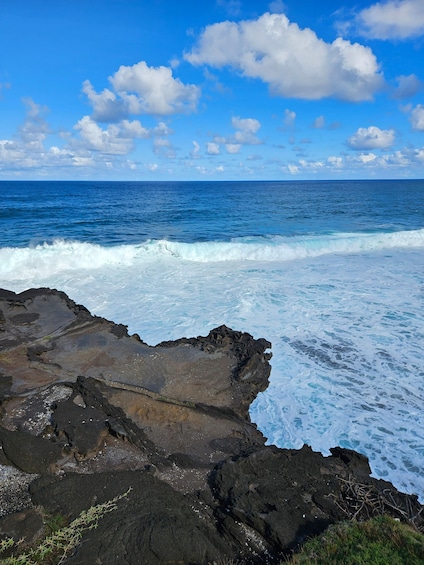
[1, 179, 424, 500]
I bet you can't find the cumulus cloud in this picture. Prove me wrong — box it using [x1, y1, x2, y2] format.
[298, 159, 324, 171]
[109, 61, 200, 116]
[153, 136, 176, 158]
[358, 152, 377, 163]
[347, 126, 396, 149]
[226, 143, 241, 153]
[82, 61, 200, 121]
[231, 116, 261, 144]
[0, 99, 91, 173]
[410, 104, 424, 130]
[211, 116, 262, 150]
[393, 74, 422, 99]
[82, 80, 126, 122]
[18, 98, 50, 151]
[287, 164, 299, 174]
[0, 139, 26, 167]
[185, 12, 383, 101]
[0, 97, 178, 176]
[327, 156, 343, 168]
[356, 0, 424, 40]
[207, 142, 220, 155]
[289, 146, 424, 175]
[73, 116, 150, 155]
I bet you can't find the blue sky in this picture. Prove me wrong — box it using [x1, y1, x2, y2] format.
[1, 0, 424, 180]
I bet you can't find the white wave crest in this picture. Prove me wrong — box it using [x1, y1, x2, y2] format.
[0, 240, 137, 280]
[160, 229, 424, 262]
[1, 229, 424, 281]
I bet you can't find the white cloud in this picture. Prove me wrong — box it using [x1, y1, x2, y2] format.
[153, 136, 176, 158]
[0, 139, 25, 165]
[287, 144, 424, 177]
[109, 61, 200, 116]
[327, 156, 343, 168]
[212, 116, 262, 149]
[393, 74, 422, 99]
[357, 0, 424, 40]
[313, 115, 325, 129]
[0, 100, 93, 173]
[231, 116, 261, 144]
[226, 143, 241, 153]
[347, 126, 396, 150]
[74, 116, 149, 155]
[283, 109, 296, 127]
[152, 122, 173, 136]
[410, 104, 424, 130]
[207, 142, 220, 155]
[190, 140, 201, 158]
[18, 98, 50, 151]
[415, 148, 424, 161]
[298, 159, 324, 171]
[82, 80, 126, 122]
[287, 164, 299, 174]
[358, 152, 377, 163]
[0, 97, 179, 176]
[231, 116, 260, 133]
[0, 98, 54, 172]
[185, 12, 383, 101]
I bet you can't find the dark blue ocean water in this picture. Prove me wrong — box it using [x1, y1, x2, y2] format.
[2, 179, 424, 246]
[1, 179, 424, 500]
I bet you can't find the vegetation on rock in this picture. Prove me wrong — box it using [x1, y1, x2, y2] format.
[0, 489, 130, 565]
[287, 515, 424, 565]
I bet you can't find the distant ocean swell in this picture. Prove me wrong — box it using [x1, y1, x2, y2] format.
[1, 228, 424, 280]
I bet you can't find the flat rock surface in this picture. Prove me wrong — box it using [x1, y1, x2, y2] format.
[0, 287, 422, 564]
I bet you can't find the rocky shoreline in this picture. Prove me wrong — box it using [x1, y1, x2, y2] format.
[0, 288, 422, 563]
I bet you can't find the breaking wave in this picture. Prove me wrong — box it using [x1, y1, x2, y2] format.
[1, 229, 424, 281]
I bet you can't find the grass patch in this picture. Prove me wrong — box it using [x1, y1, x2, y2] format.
[0, 488, 131, 565]
[288, 515, 424, 565]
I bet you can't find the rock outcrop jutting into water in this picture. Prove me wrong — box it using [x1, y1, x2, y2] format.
[0, 288, 422, 564]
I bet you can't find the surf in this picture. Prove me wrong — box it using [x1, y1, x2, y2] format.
[1, 228, 424, 281]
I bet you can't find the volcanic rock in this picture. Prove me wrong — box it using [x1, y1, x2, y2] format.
[0, 287, 422, 564]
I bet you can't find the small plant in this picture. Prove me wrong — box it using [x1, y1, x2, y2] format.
[0, 488, 131, 565]
[287, 515, 424, 565]
[43, 513, 68, 535]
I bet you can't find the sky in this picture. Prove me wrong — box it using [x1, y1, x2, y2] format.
[1, 0, 424, 181]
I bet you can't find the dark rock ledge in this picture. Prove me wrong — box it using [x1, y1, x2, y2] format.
[0, 287, 422, 564]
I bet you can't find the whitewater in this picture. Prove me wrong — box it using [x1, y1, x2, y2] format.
[1, 180, 423, 501]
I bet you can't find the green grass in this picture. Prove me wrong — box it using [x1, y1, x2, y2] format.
[288, 515, 424, 565]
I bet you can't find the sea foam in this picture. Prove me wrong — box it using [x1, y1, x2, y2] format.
[1, 228, 424, 280]
[1, 234, 423, 502]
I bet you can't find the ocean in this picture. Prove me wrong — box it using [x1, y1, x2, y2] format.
[1, 179, 423, 501]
